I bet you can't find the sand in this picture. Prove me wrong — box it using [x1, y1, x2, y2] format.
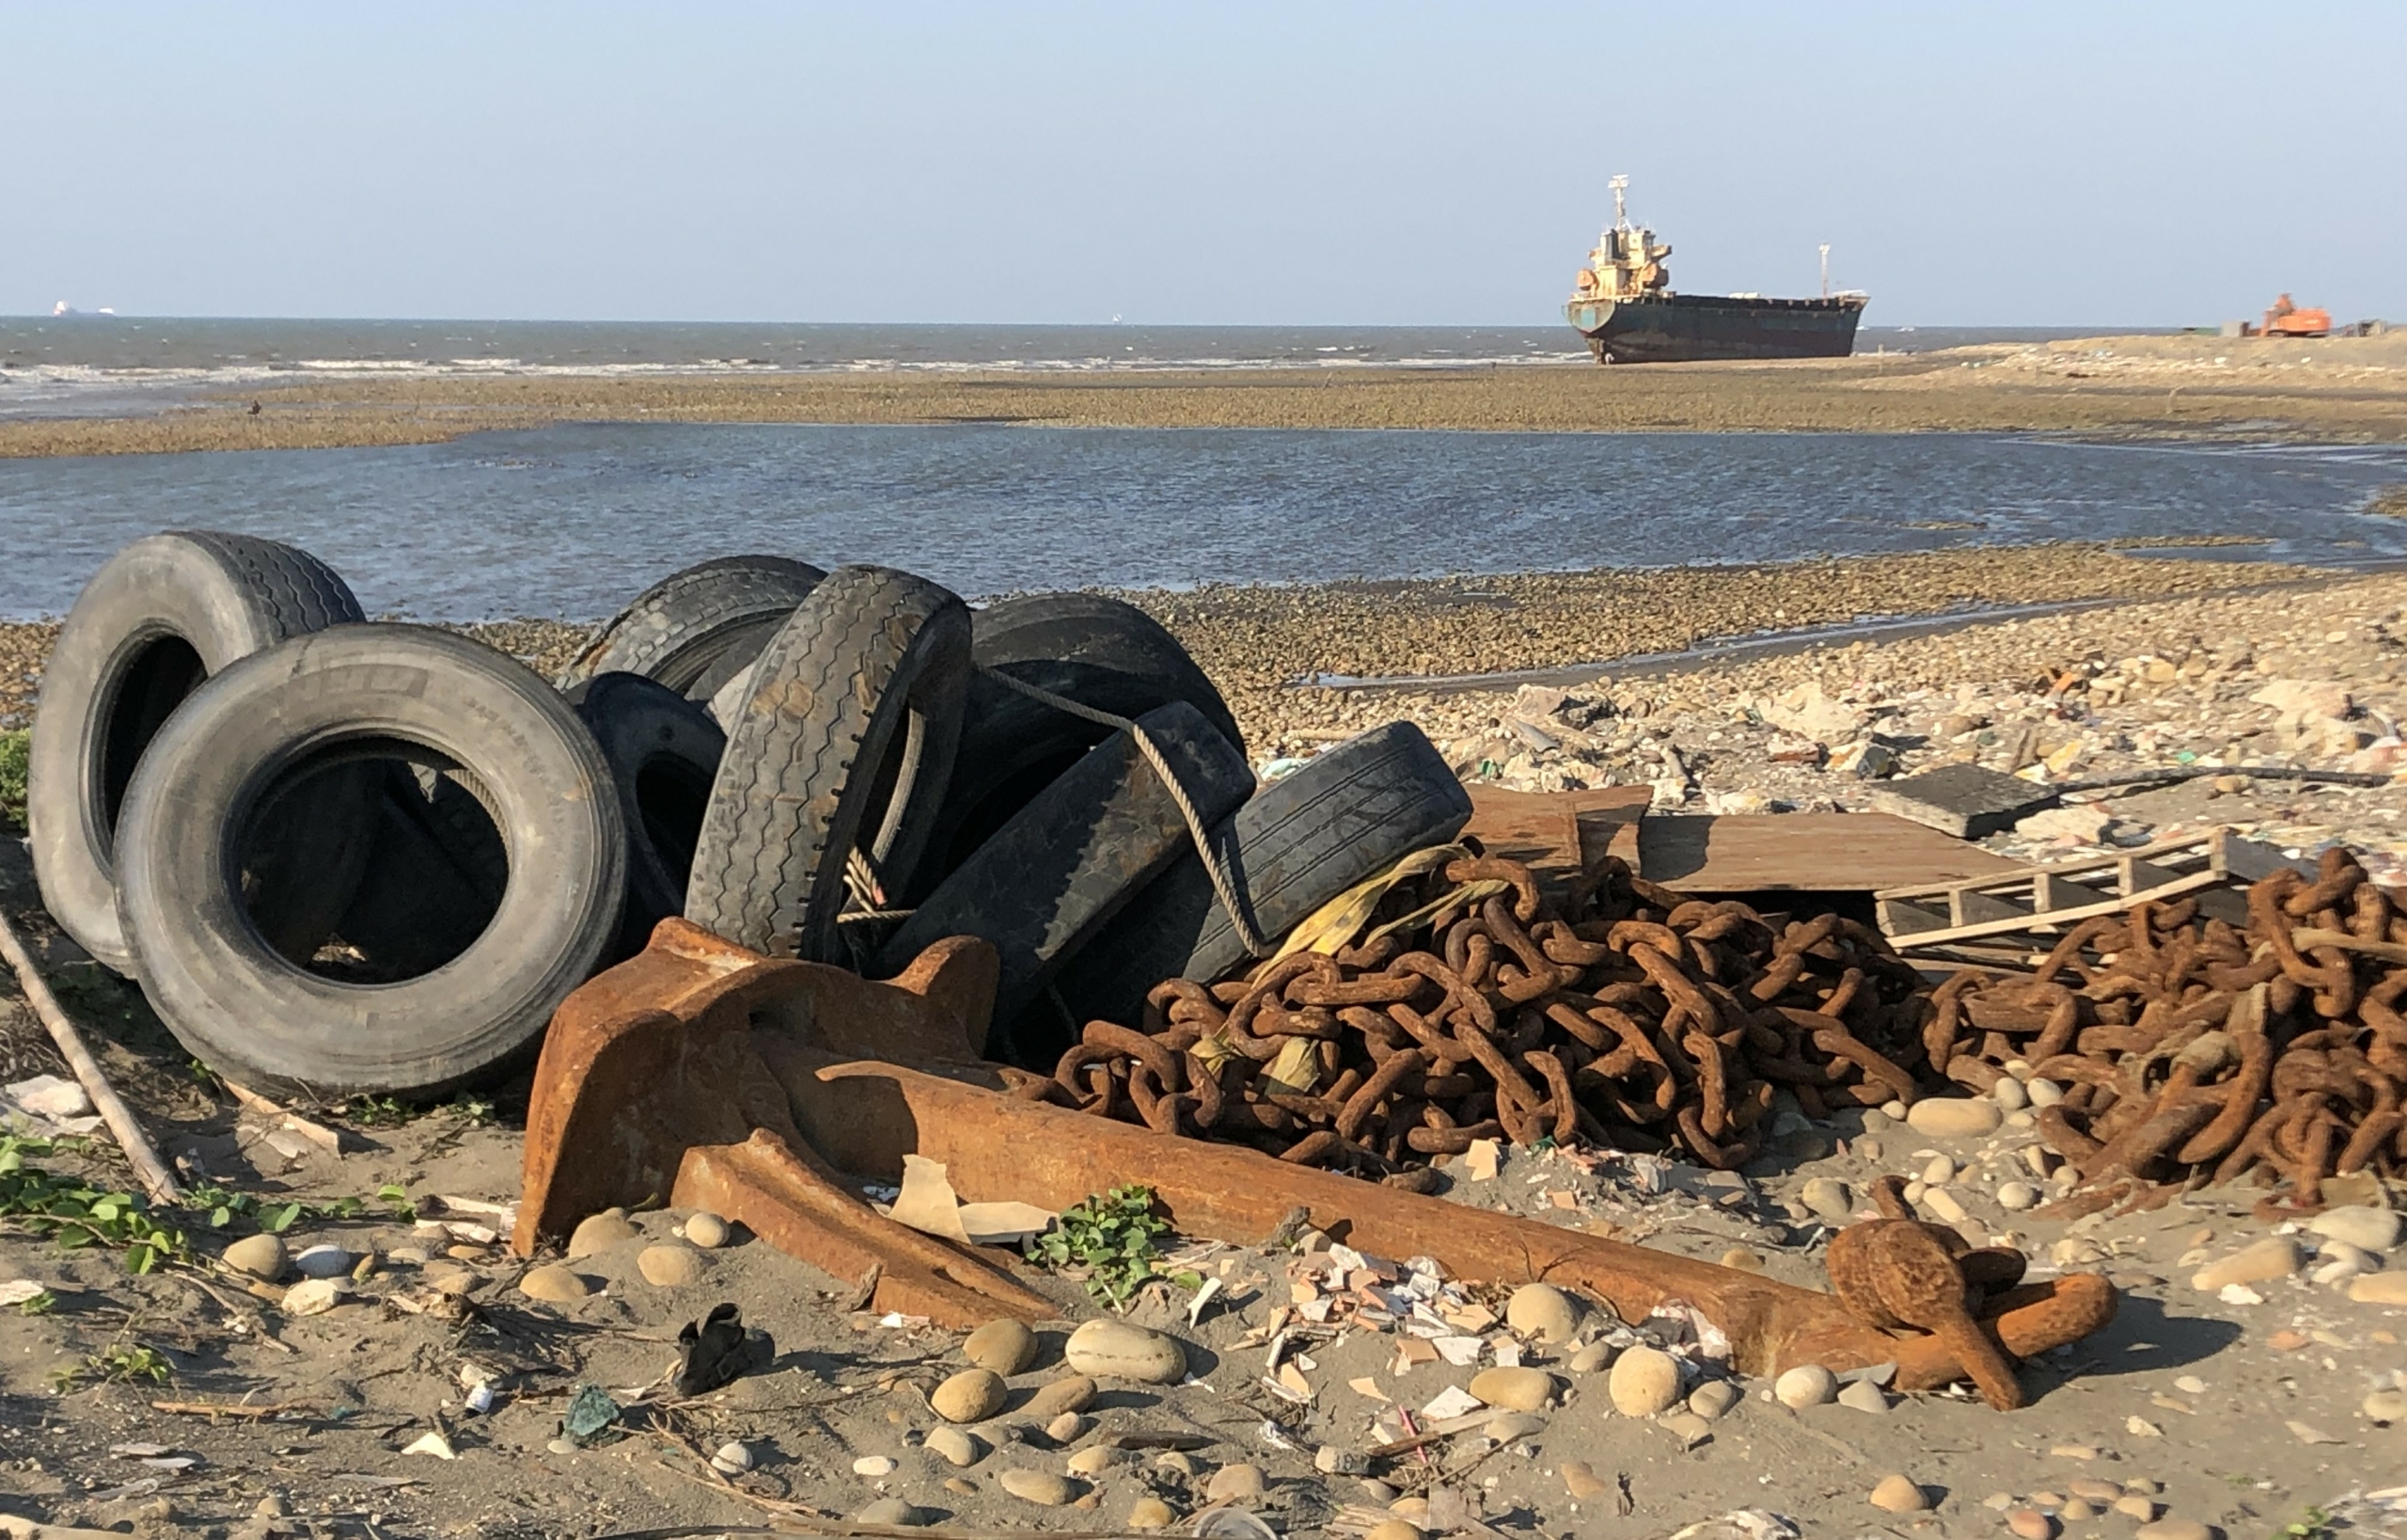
[3, 333, 2405, 459]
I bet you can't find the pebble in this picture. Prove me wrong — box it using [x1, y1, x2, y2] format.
[1361, 1479, 1399, 1503]
[932, 1369, 1008, 1423]
[1720, 1248, 1765, 1272]
[999, 1469, 1076, 1506]
[2310, 1206, 2402, 1253]
[856, 1498, 924, 1527]
[853, 1454, 896, 1477]
[2193, 1237, 2303, 1291]
[2008, 1510, 2057, 1540]
[1063, 1319, 1185, 1383]
[1567, 1341, 1616, 1373]
[567, 1208, 641, 1258]
[2068, 1479, 2120, 1502]
[1472, 1364, 1559, 1413]
[2026, 1078, 2066, 1108]
[1801, 1177, 1854, 1222]
[1022, 1375, 1097, 1418]
[1129, 1497, 1176, 1530]
[2367, 1388, 2407, 1422]
[2061, 1501, 2100, 1523]
[1606, 1347, 1680, 1416]
[2117, 1498, 2161, 1521]
[280, 1278, 345, 1316]
[923, 1426, 983, 1467]
[965, 1318, 1040, 1375]
[548, 1438, 578, 1454]
[1065, 1445, 1116, 1477]
[1993, 1077, 2031, 1112]
[1775, 1365, 1838, 1408]
[1661, 1410, 1713, 1447]
[518, 1264, 590, 1302]
[2135, 1520, 2212, 1540]
[1837, 1378, 1890, 1414]
[1505, 1281, 1581, 1344]
[943, 1477, 977, 1497]
[1154, 1452, 1196, 1476]
[1997, 1181, 2039, 1212]
[291, 1243, 354, 1279]
[712, 1441, 753, 1474]
[221, 1234, 289, 1281]
[2351, 1272, 2407, 1305]
[683, 1212, 730, 1249]
[1366, 1524, 1424, 1540]
[1562, 1459, 1611, 1500]
[1689, 1379, 1740, 1420]
[637, 1244, 703, 1287]
[385, 1246, 429, 1265]
[1871, 1474, 1930, 1513]
[1922, 1155, 1957, 1185]
[1205, 1463, 1266, 1503]
[1924, 1187, 1970, 1224]
[1046, 1411, 1089, 1443]
[1907, 1098, 2003, 1138]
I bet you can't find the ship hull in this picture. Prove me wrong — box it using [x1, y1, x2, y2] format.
[1566, 292, 1865, 364]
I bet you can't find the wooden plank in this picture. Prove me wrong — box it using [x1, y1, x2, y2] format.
[1463, 785, 1651, 899]
[1636, 812, 2021, 893]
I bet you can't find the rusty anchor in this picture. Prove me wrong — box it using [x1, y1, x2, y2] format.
[515, 919, 2117, 1395]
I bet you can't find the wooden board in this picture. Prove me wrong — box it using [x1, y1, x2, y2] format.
[1464, 785, 1649, 898]
[1637, 812, 2022, 893]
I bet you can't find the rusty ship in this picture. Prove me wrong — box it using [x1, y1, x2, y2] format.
[1566, 177, 1866, 364]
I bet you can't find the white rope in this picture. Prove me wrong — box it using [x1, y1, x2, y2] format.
[973, 664, 1269, 956]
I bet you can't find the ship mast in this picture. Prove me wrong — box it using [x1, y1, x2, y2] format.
[1610, 173, 1629, 232]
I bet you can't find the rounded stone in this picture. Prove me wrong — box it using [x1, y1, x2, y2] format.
[1997, 1181, 2039, 1212]
[1566, 1341, 1615, 1374]
[1205, 1463, 1266, 1503]
[1063, 1319, 1185, 1383]
[1470, 1365, 1557, 1413]
[2366, 1388, 2407, 1422]
[683, 1212, 730, 1249]
[943, 1477, 977, 1497]
[855, 1498, 923, 1527]
[517, 1263, 590, 1302]
[291, 1243, 354, 1279]
[2310, 1206, 2402, 1253]
[2134, 1521, 2212, 1540]
[965, 1318, 1040, 1376]
[1504, 1282, 1581, 1344]
[2192, 1237, 2302, 1291]
[1606, 1346, 1681, 1416]
[1992, 1078, 2031, 1112]
[1366, 1523, 1424, 1540]
[711, 1441, 752, 1474]
[2062, 1500, 2100, 1521]
[280, 1277, 345, 1316]
[2025, 1078, 2065, 1108]
[1922, 1155, 1956, 1186]
[1000, 1469, 1077, 1506]
[1046, 1411, 1090, 1443]
[1154, 1452, 1196, 1476]
[222, 1233, 289, 1281]
[1065, 1445, 1116, 1477]
[1720, 1248, 1765, 1272]
[2007, 1508, 2057, 1540]
[2116, 1498, 2162, 1521]
[1924, 1187, 1970, 1224]
[932, 1368, 1008, 1423]
[1661, 1409, 1713, 1446]
[1129, 1497, 1177, 1530]
[1837, 1378, 1890, 1413]
[923, 1425, 983, 1467]
[567, 1208, 641, 1258]
[1022, 1375, 1097, 1418]
[1871, 1474, 1931, 1513]
[1775, 1365, 1837, 1408]
[637, 1244, 704, 1287]
[1484, 1411, 1545, 1442]
[1801, 1177, 1854, 1222]
[2350, 1272, 2407, 1305]
[2068, 1479, 2120, 1502]
[1907, 1098, 2004, 1139]
[853, 1455, 896, 1477]
[1689, 1379, 1740, 1421]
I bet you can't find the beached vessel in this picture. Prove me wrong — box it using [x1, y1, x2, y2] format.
[1566, 177, 1865, 364]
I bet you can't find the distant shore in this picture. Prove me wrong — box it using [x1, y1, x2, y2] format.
[2, 333, 2403, 458]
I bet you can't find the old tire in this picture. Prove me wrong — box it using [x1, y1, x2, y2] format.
[565, 672, 726, 961]
[876, 700, 1253, 1034]
[26, 530, 368, 976]
[684, 566, 971, 963]
[558, 556, 828, 703]
[914, 594, 1240, 897]
[114, 625, 627, 1097]
[1041, 722, 1471, 1043]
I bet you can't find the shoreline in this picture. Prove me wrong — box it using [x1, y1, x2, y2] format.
[2, 334, 2404, 457]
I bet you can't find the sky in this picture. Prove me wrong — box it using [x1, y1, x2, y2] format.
[4, 2, 2401, 327]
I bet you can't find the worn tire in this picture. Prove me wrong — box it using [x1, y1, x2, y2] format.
[114, 625, 627, 1097]
[1043, 722, 1472, 1039]
[684, 566, 971, 963]
[26, 530, 369, 976]
[876, 700, 1253, 1035]
[913, 594, 1240, 898]
[565, 672, 726, 961]
[558, 556, 828, 703]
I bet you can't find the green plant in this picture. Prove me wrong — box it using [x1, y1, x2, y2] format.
[0, 1138, 190, 1273]
[2275, 1507, 2335, 1540]
[375, 1183, 417, 1221]
[0, 729, 27, 830]
[341, 1095, 416, 1127]
[1023, 1184, 1199, 1309]
[51, 1340, 172, 1392]
[17, 1288, 56, 1316]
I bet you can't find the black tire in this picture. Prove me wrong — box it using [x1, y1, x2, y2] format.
[684, 566, 971, 963]
[913, 594, 1240, 898]
[114, 625, 627, 1097]
[558, 556, 829, 704]
[26, 530, 369, 976]
[876, 700, 1253, 1035]
[1043, 722, 1472, 1040]
[565, 672, 727, 962]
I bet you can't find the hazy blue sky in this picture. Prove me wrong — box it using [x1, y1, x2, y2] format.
[6, 2, 2400, 326]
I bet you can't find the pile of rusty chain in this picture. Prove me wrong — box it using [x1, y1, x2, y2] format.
[1930, 846, 2403, 1217]
[1000, 853, 1938, 1173]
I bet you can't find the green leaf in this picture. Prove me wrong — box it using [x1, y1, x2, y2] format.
[264, 1202, 303, 1234]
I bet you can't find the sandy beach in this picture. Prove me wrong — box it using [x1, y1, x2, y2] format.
[4, 333, 2405, 458]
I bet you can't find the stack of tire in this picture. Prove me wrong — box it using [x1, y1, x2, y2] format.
[25, 532, 1472, 1099]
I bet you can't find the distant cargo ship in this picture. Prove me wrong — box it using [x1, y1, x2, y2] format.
[1565, 177, 1865, 364]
